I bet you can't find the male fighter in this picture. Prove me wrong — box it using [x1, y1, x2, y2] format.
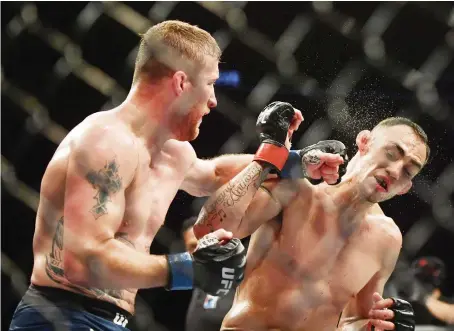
[194, 113, 428, 330]
[9, 21, 342, 331]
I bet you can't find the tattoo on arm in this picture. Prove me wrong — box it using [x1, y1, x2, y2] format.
[197, 163, 269, 232]
[86, 158, 123, 220]
[45, 216, 133, 304]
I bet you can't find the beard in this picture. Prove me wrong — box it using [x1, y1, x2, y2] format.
[170, 107, 202, 141]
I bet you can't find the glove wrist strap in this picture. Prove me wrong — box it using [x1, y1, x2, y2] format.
[166, 252, 193, 291]
[281, 150, 304, 179]
[254, 143, 289, 171]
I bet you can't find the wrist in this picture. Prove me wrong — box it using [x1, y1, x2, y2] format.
[254, 142, 289, 171]
[281, 150, 304, 179]
[165, 252, 194, 291]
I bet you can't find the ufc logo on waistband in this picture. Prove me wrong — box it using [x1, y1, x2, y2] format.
[113, 313, 129, 327]
[216, 267, 234, 296]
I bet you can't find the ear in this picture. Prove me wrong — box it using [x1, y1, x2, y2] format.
[171, 71, 189, 96]
[397, 181, 412, 195]
[356, 130, 371, 155]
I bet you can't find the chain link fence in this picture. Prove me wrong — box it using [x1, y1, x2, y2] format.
[2, 1, 454, 330]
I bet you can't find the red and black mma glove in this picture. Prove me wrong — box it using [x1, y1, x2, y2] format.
[371, 298, 415, 331]
[281, 140, 349, 184]
[254, 101, 295, 172]
[166, 235, 246, 296]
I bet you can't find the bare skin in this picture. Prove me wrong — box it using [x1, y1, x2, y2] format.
[195, 124, 428, 331]
[221, 180, 400, 331]
[183, 227, 199, 254]
[30, 55, 258, 314]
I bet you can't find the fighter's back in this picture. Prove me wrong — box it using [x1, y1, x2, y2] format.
[222, 180, 401, 331]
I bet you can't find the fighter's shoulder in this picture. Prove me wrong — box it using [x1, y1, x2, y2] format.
[162, 140, 196, 162]
[71, 114, 136, 153]
[368, 208, 402, 247]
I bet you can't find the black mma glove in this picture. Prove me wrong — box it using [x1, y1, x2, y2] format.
[372, 298, 415, 331]
[254, 101, 296, 172]
[389, 297, 415, 330]
[166, 235, 246, 296]
[281, 140, 348, 184]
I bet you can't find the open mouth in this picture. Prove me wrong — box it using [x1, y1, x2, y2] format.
[375, 177, 388, 191]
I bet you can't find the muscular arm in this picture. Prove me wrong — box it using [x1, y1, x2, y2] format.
[337, 225, 402, 331]
[61, 128, 169, 290]
[180, 154, 255, 197]
[193, 158, 302, 239]
[425, 296, 454, 324]
[192, 161, 273, 239]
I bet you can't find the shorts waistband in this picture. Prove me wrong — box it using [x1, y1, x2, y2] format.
[27, 284, 133, 321]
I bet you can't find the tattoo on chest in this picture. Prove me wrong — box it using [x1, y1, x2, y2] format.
[86, 158, 122, 220]
[45, 217, 132, 305]
[197, 163, 264, 231]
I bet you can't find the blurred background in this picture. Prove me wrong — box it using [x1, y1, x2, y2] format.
[2, 1, 454, 331]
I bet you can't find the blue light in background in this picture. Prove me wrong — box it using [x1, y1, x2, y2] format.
[217, 70, 241, 87]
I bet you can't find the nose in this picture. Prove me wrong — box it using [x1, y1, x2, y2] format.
[208, 93, 217, 108]
[386, 162, 402, 181]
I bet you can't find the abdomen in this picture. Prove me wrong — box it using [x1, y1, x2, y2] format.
[223, 242, 345, 331]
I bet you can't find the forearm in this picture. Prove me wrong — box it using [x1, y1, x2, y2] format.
[425, 297, 454, 324]
[194, 161, 270, 238]
[67, 239, 169, 290]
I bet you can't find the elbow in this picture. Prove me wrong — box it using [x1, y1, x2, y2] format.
[63, 246, 104, 287]
[62, 251, 91, 286]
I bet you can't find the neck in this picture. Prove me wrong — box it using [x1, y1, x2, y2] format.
[327, 153, 375, 216]
[115, 82, 176, 153]
[330, 176, 374, 214]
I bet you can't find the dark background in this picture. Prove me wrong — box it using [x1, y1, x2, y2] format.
[2, 2, 454, 330]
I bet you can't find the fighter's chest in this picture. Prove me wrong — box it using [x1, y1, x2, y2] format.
[326, 240, 381, 304]
[278, 211, 382, 299]
[121, 145, 193, 238]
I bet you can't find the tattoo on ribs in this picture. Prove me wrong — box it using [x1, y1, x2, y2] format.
[197, 163, 263, 231]
[45, 217, 130, 304]
[86, 158, 122, 219]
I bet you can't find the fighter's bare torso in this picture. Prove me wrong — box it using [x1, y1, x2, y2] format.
[222, 180, 400, 331]
[30, 111, 197, 313]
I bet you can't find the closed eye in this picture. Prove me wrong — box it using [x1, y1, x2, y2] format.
[386, 150, 395, 160]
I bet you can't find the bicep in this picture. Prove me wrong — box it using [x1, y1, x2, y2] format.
[63, 131, 135, 257]
[341, 234, 402, 322]
[181, 157, 216, 197]
[343, 272, 385, 321]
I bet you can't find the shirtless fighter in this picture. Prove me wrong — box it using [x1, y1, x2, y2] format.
[9, 21, 341, 331]
[194, 113, 427, 330]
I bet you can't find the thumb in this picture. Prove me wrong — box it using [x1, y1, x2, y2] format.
[211, 228, 233, 242]
[373, 292, 383, 303]
[318, 152, 344, 165]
